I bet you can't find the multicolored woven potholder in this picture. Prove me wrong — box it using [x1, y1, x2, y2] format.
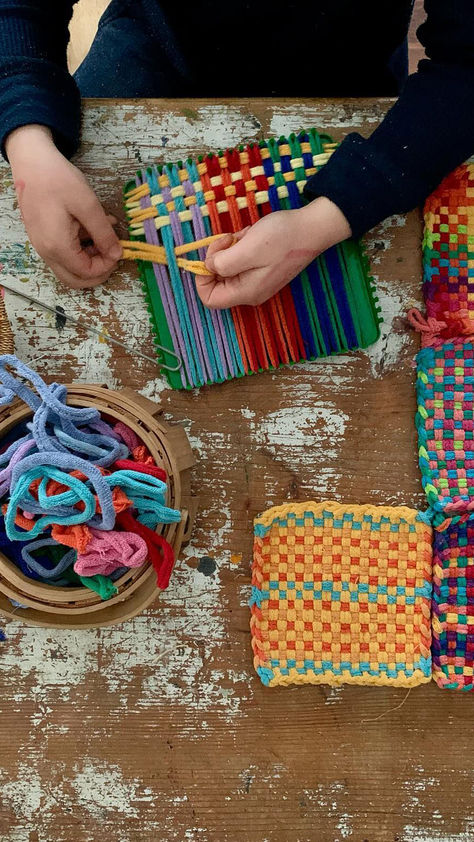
[123, 129, 381, 389]
[250, 502, 433, 688]
[416, 342, 474, 521]
[423, 163, 474, 325]
[432, 516, 474, 690]
[417, 163, 474, 690]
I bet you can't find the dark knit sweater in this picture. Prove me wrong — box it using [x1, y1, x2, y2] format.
[1, 0, 474, 236]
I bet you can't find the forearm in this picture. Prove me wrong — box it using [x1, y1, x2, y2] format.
[0, 1, 81, 159]
[304, 0, 474, 238]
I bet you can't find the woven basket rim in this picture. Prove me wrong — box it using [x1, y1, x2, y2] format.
[0, 384, 194, 626]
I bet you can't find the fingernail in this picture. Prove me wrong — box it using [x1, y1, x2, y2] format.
[206, 256, 216, 273]
[109, 243, 123, 260]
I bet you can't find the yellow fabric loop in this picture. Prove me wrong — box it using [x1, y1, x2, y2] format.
[119, 234, 227, 276]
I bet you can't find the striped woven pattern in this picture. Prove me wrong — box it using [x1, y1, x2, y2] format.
[416, 342, 474, 520]
[432, 517, 474, 689]
[424, 164, 474, 325]
[124, 129, 380, 389]
[250, 502, 432, 688]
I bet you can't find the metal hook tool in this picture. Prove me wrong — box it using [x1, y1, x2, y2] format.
[0, 282, 182, 372]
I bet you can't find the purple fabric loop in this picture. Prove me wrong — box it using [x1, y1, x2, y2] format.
[139, 176, 188, 388]
[0, 438, 36, 498]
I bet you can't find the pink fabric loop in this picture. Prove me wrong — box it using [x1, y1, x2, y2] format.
[407, 307, 474, 347]
[113, 422, 141, 452]
[407, 308, 448, 347]
[74, 528, 148, 577]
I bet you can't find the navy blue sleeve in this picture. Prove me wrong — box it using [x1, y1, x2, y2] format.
[0, 1, 81, 159]
[304, 0, 474, 238]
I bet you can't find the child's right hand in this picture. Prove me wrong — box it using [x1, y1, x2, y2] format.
[5, 125, 122, 288]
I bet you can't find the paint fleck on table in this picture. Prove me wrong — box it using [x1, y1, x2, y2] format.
[0, 99, 470, 842]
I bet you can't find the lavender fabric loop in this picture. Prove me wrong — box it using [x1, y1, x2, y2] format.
[53, 426, 128, 462]
[8, 451, 116, 537]
[0, 433, 34, 467]
[0, 439, 36, 498]
[21, 539, 76, 579]
[89, 419, 123, 441]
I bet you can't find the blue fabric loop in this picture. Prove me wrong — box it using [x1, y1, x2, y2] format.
[21, 539, 76, 579]
[0, 357, 96, 422]
[0, 358, 123, 468]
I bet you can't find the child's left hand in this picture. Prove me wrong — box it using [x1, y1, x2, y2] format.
[196, 197, 351, 309]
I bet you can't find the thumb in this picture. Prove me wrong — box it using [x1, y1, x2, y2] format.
[74, 195, 122, 260]
[208, 231, 258, 278]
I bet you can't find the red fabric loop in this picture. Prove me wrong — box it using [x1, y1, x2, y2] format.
[116, 509, 175, 589]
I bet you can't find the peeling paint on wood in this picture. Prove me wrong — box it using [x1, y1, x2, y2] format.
[0, 99, 469, 842]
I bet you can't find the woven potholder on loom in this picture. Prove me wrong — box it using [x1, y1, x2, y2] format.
[123, 130, 381, 389]
[250, 502, 432, 688]
[418, 164, 474, 689]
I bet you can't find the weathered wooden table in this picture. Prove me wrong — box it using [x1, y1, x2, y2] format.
[0, 99, 469, 842]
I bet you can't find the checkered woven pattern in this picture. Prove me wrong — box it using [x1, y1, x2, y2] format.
[416, 342, 474, 519]
[123, 129, 380, 389]
[432, 516, 474, 690]
[250, 502, 433, 688]
[424, 163, 474, 326]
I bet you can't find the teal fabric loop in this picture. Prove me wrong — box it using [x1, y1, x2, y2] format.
[9, 451, 116, 538]
[102, 470, 181, 523]
[6, 466, 97, 540]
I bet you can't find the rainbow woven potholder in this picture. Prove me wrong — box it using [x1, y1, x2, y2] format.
[423, 163, 474, 324]
[124, 129, 381, 389]
[432, 515, 474, 690]
[416, 342, 474, 520]
[250, 502, 433, 688]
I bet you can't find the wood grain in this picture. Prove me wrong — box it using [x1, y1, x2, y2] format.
[0, 98, 467, 842]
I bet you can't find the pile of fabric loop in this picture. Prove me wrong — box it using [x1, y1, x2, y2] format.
[0, 355, 181, 599]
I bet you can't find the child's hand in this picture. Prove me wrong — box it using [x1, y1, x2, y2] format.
[197, 197, 351, 309]
[6, 125, 122, 289]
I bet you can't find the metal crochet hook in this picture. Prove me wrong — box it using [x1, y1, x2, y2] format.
[0, 282, 182, 372]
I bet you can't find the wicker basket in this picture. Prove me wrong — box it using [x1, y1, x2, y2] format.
[0, 295, 14, 355]
[0, 384, 196, 628]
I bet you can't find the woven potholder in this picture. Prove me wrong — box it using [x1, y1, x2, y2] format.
[423, 163, 474, 324]
[416, 342, 474, 520]
[432, 515, 474, 690]
[250, 501, 432, 688]
[124, 129, 381, 389]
